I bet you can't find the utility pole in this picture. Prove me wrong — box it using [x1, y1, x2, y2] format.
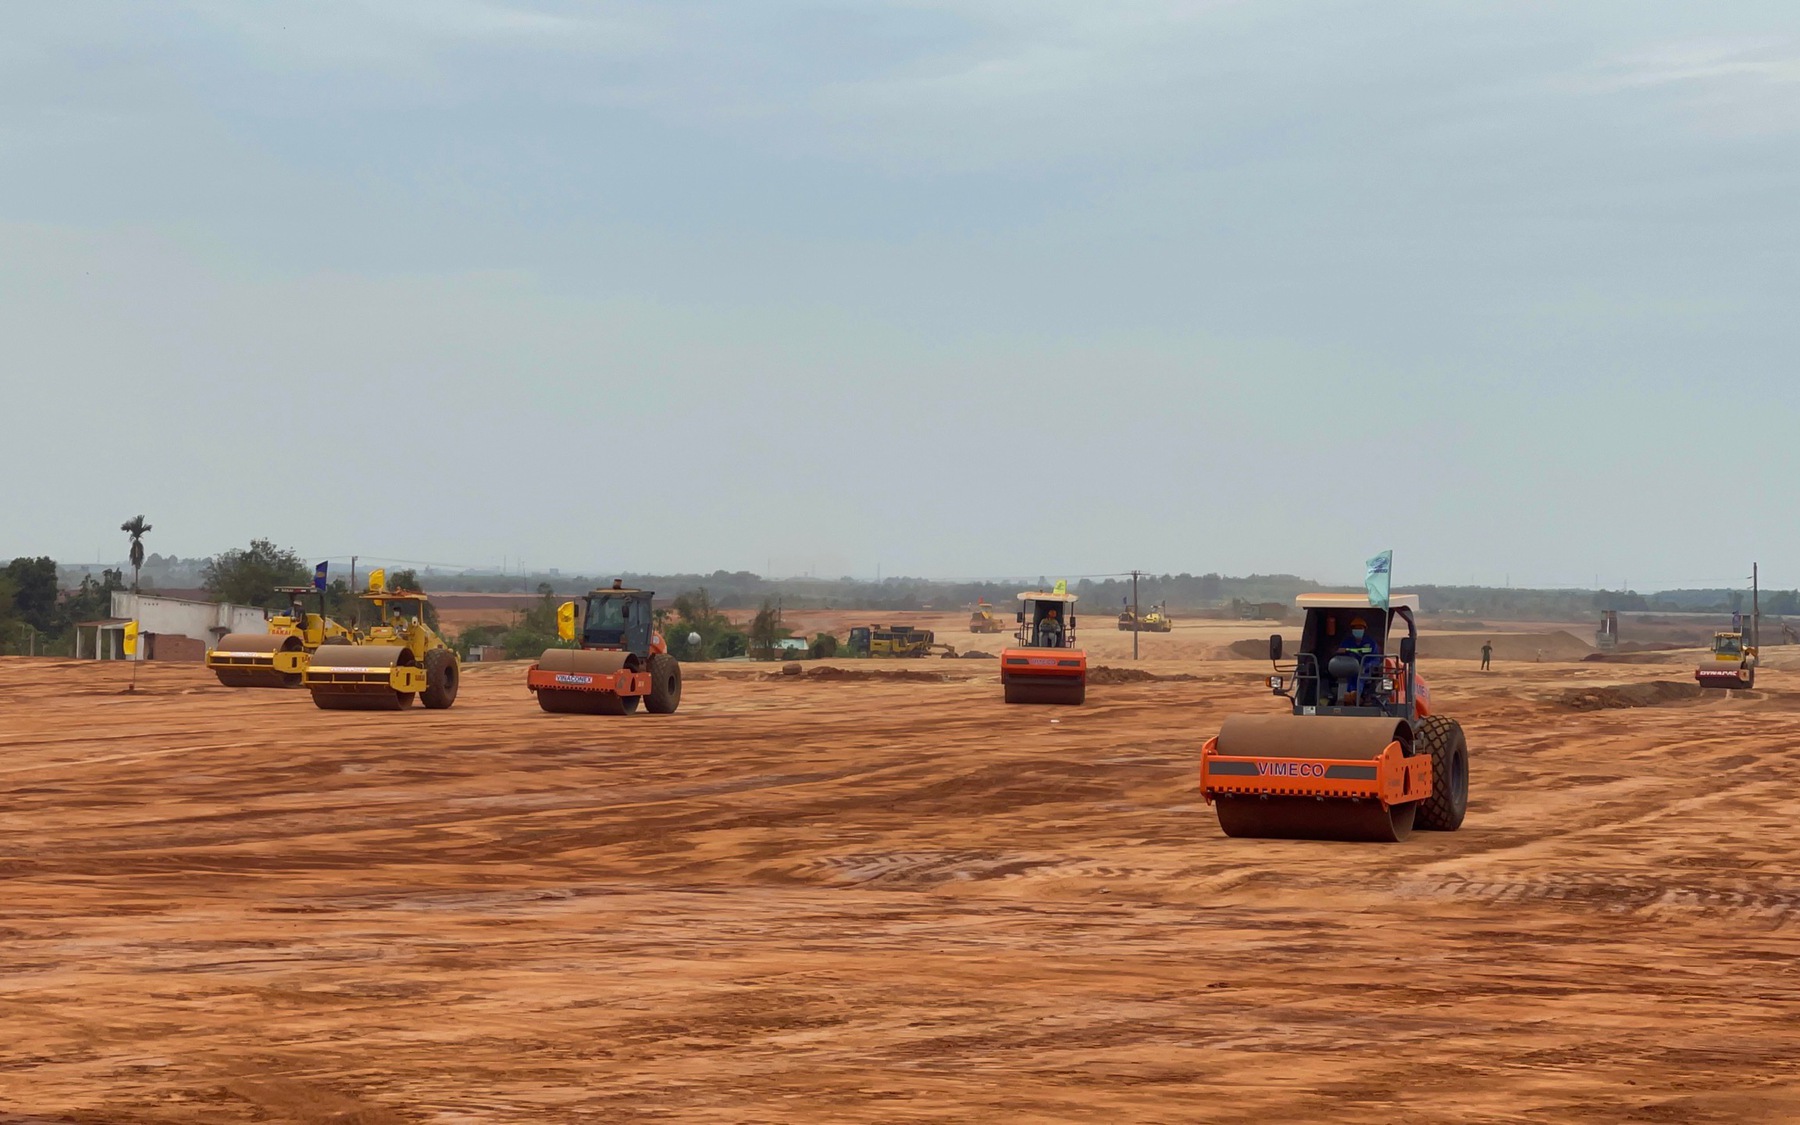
[1753, 562, 1760, 650]
[350, 555, 359, 592]
[1132, 569, 1141, 661]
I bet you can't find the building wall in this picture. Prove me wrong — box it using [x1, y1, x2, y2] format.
[110, 593, 269, 660]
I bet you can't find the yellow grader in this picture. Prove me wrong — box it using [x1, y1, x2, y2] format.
[207, 586, 356, 689]
[302, 590, 459, 711]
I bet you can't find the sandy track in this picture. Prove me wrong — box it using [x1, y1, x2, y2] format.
[2, 654, 1798, 1123]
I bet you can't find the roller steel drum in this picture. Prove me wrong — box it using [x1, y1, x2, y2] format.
[534, 649, 639, 714]
[209, 633, 305, 689]
[1211, 713, 1418, 842]
[305, 645, 418, 711]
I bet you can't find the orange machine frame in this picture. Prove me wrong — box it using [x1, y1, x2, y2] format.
[1198, 736, 1432, 807]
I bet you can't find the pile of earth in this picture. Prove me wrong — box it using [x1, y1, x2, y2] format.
[764, 665, 949, 683]
[1555, 680, 1707, 711]
[1087, 666, 1201, 685]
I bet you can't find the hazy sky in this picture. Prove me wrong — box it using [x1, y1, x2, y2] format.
[3, 2, 1795, 589]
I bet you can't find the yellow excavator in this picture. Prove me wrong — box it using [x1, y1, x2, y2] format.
[208, 586, 357, 688]
[302, 586, 460, 711]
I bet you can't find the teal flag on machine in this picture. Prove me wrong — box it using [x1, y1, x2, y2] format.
[1365, 550, 1392, 610]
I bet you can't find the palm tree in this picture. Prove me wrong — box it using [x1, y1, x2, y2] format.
[120, 515, 152, 593]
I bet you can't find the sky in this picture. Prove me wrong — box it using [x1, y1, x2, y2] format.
[2, 1, 1796, 590]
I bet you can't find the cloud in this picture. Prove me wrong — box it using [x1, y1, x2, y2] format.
[1562, 37, 1800, 136]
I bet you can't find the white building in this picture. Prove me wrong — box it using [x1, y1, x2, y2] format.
[76, 592, 270, 661]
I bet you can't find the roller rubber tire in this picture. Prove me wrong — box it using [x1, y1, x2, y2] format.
[645, 653, 682, 714]
[421, 648, 459, 710]
[1414, 715, 1469, 832]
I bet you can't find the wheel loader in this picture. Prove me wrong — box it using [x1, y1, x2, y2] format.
[1199, 593, 1469, 842]
[207, 586, 357, 688]
[302, 590, 459, 711]
[1000, 589, 1086, 705]
[526, 583, 682, 715]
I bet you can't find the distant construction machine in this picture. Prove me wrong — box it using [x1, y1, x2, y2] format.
[968, 600, 1005, 634]
[1696, 564, 1760, 690]
[303, 590, 459, 711]
[1118, 604, 1173, 633]
[1199, 593, 1469, 842]
[207, 586, 356, 688]
[848, 624, 957, 658]
[999, 588, 1086, 705]
[527, 583, 682, 715]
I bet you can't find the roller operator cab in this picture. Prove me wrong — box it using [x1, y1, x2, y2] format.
[1198, 593, 1470, 842]
[526, 584, 682, 715]
[999, 590, 1087, 705]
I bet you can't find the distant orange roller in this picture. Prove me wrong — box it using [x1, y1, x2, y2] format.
[999, 588, 1085, 706]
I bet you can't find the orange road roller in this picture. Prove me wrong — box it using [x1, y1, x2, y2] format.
[527, 583, 682, 715]
[1200, 593, 1468, 842]
[1000, 587, 1087, 705]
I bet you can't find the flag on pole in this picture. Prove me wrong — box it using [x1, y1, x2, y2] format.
[313, 561, 329, 591]
[1053, 579, 1068, 597]
[556, 601, 577, 642]
[122, 620, 140, 657]
[1365, 550, 1393, 610]
[368, 568, 386, 593]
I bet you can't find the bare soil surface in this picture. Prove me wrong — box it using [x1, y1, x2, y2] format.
[3, 652, 1799, 1123]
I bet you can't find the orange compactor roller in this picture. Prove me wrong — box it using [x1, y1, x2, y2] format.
[1199, 593, 1469, 842]
[526, 583, 682, 715]
[999, 588, 1086, 705]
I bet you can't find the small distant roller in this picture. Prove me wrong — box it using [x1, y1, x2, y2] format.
[999, 586, 1086, 705]
[526, 582, 681, 716]
[1200, 593, 1469, 842]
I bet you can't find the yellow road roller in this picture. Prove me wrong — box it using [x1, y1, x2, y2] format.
[207, 586, 357, 689]
[303, 590, 458, 711]
[1199, 593, 1469, 842]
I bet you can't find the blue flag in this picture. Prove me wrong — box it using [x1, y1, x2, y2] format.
[1365, 550, 1392, 610]
[313, 561, 329, 591]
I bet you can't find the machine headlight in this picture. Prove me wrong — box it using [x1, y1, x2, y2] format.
[1380, 677, 1395, 692]
[1268, 675, 1284, 691]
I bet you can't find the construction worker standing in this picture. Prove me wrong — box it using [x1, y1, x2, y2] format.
[1481, 640, 1493, 671]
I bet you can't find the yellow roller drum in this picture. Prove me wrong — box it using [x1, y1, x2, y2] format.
[208, 633, 306, 689]
[304, 645, 425, 711]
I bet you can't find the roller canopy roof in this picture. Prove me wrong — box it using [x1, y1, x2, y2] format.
[1294, 593, 1421, 612]
[1018, 591, 1078, 603]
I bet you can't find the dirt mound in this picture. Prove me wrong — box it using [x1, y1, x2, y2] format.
[767, 666, 949, 683]
[1582, 651, 1686, 665]
[958, 651, 997, 660]
[1421, 631, 1594, 662]
[1555, 680, 1707, 710]
[1087, 666, 1201, 684]
[1225, 637, 1291, 659]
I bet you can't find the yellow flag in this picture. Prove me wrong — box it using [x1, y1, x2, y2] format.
[1053, 579, 1068, 596]
[557, 601, 577, 643]
[368, 568, 386, 593]
[122, 620, 140, 656]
